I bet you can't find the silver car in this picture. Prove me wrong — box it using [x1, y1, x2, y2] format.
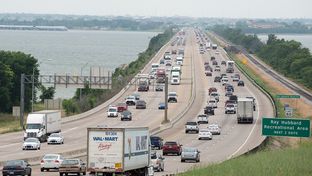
[41, 154, 64, 172]
[208, 124, 221, 135]
[151, 152, 165, 172]
[47, 133, 64, 144]
[22, 137, 41, 150]
[181, 147, 200, 162]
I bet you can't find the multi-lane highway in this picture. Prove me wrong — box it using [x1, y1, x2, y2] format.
[0, 28, 274, 175]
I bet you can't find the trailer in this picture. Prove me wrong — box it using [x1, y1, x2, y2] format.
[87, 127, 154, 176]
[237, 98, 254, 124]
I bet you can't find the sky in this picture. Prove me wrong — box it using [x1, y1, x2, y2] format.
[0, 0, 311, 19]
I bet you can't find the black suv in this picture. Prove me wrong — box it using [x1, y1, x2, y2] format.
[204, 106, 215, 115]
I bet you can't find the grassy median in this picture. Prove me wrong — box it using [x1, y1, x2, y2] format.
[179, 141, 312, 176]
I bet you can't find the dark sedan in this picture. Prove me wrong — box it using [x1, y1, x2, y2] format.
[136, 100, 146, 109]
[2, 160, 32, 176]
[121, 110, 132, 121]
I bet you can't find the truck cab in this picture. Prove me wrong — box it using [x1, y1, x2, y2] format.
[24, 110, 61, 142]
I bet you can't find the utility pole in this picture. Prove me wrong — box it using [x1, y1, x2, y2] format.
[20, 74, 25, 130]
[162, 76, 169, 124]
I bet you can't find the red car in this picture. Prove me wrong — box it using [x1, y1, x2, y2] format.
[116, 103, 128, 112]
[162, 141, 182, 156]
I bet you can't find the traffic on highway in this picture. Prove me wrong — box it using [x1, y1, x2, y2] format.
[1, 28, 274, 176]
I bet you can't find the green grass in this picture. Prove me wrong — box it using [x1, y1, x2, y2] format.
[0, 113, 23, 134]
[179, 141, 312, 176]
[230, 53, 286, 118]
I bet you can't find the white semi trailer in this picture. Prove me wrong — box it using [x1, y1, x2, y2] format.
[237, 98, 254, 123]
[87, 127, 154, 176]
[24, 110, 61, 142]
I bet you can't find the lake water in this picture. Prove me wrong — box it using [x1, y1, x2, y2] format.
[0, 30, 157, 98]
[257, 34, 312, 51]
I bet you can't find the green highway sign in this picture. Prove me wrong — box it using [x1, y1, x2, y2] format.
[276, 94, 300, 99]
[262, 118, 310, 138]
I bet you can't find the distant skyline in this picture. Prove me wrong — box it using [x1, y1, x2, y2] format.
[0, 0, 311, 19]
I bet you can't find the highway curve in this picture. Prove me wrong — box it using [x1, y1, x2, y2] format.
[0, 28, 274, 176]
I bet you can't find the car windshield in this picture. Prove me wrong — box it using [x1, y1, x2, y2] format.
[62, 159, 79, 165]
[227, 104, 234, 107]
[5, 160, 24, 166]
[165, 142, 177, 146]
[168, 93, 176, 96]
[186, 122, 197, 125]
[137, 101, 145, 104]
[200, 129, 210, 132]
[108, 108, 117, 112]
[43, 155, 58, 160]
[26, 123, 41, 129]
[122, 111, 130, 115]
[25, 138, 37, 142]
[182, 147, 196, 152]
[50, 133, 60, 137]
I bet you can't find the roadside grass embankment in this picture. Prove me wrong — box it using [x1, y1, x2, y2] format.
[179, 141, 312, 176]
[0, 113, 22, 134]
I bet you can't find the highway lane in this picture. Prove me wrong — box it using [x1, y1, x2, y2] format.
[152, 30, 274, 175]
[19, 30, 194, 176]
[0, 30, 194, 173]
[0, 29, 274, 176]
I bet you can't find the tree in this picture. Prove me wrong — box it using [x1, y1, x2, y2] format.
[0, 51, 39, 112]
[0, 61, 14, 112]
[39, 86, 56, 102]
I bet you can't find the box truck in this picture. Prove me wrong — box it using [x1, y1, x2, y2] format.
[24, 110, 61, 142]
[237, 98, 254, 123]
[87, 127, 154, 176]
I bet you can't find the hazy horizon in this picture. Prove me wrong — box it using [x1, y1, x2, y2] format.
[0, 0, 311, 19]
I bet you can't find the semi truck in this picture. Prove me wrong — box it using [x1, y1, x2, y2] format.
[24, 110, 61, 142]
[156, 68, 166, 83]
[87, 127, 154, 176]
[226, 61, 235, 73]
[237, 98, 254, 123]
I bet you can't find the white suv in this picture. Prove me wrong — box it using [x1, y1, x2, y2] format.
[207, 99, 218, 108]
[107, 106, 118, 117]
[185, 121, 199, 133]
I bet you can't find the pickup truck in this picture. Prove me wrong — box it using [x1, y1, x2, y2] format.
[185, 122, 199, 133]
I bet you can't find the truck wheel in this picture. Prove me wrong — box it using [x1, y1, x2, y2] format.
[83, 171, 86, 175]
[59, 173, 63, 176]
[181, 159, 185, 162]
[41, 168, 44, 172]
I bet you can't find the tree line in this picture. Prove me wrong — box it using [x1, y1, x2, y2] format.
[212, 25, 312, 88]
[0, 18, 166, 31]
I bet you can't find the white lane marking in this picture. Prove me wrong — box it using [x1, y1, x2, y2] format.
[227, 76, 261, 159]
[0, 142, 20, 149]
[62, 127, 78, 134]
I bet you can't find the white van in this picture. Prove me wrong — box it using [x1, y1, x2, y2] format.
[176, 56, 183, 66]
[171, 72, 180, 85]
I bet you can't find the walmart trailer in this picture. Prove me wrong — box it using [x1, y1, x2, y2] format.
[87, 127, 153, 176]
